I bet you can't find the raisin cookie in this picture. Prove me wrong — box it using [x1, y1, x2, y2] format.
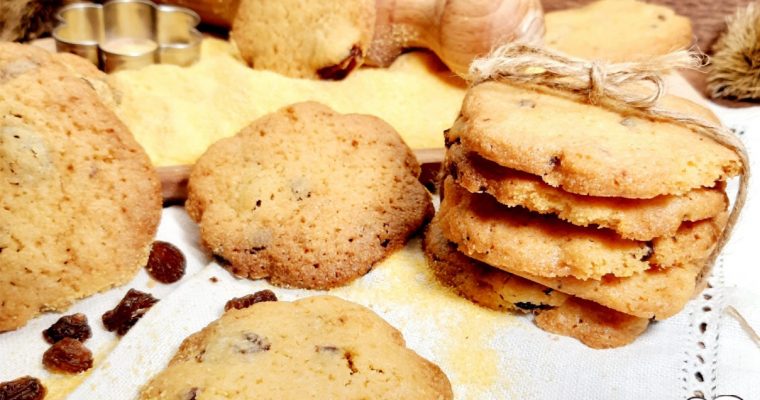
[438, 178, 722, 281]
[186, 102, 433, 289]
[423, 216, 648, 348]
[445, 141, 728, 241]
[545, 0, 693, 62]
[0, 57, 161, 331]
[231, 0, 375, 79]
[140, 296, 453, 399]
[451, 81, 741, 198]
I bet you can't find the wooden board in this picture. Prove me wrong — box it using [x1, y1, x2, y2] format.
[158, 147, 445, 202]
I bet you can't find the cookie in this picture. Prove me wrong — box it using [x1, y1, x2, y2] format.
[140, 296, 453, 399]
[446, 141, 728, 241]
[231, 0, 375, 79]
[186, 102, 433, 289]
[423, 216, 648, 348]
[423, 213, 568, 312]
[534, 296, 650, 349]
[545, 0, 693, 62]
[451, 81, 742, 198]
[0, 43, 119, 108]
[0, 60, 161, 331]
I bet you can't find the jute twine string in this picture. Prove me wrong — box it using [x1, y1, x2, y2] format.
[468, 43, 756, 346]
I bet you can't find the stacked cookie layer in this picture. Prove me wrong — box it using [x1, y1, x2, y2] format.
[425, 81, 740, 348]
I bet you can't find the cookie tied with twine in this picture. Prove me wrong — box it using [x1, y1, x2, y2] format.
[466, 43, 750, 292]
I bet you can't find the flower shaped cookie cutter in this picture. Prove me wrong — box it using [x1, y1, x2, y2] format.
[53, 0, 201, 73]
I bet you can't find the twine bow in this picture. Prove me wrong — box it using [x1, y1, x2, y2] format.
[468, 43, 750, 296]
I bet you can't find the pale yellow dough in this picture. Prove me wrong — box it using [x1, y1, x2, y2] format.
[111, 38, 465, 166]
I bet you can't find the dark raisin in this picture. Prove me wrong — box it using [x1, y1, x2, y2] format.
[145, 241, 186, 284]
[184, 387, 199, 400]
[43, 313, 91, 344]
[224, 290, 277, 311]
[102, 289, 158, 336]
[640, 241, 654, 262]
[514, 302, 552, 311]
[234, 332, 271, 353]
[0, 376, 46, 400]
[317, 45, 362, 80]
[42, 338, 93, 374]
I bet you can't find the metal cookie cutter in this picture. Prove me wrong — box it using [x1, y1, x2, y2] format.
[53, 0, 202, 73]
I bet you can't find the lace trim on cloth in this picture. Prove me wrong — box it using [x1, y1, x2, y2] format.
[682, 258, 725, 400]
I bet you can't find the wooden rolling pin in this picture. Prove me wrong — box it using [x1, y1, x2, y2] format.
[158, 0, 544, 77]
[158, 148, 445, 203]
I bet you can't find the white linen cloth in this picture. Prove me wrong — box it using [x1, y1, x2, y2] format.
[1, 107, 758, 400]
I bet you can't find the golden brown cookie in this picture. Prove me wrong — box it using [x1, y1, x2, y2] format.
[534, 296, 650, 349]
[451, 81, 742, 198]
[545, 0, 693, 62]
[140, 296, 453, 399]
[0, 56, 161, 331]
[186, 102, 433, 289]
[231, 0, 375, 79]
[445, 141, 728, 241]
[423, 213, 568, 312]
[424, 215, 648, 348]
[439, 178, 721, 282]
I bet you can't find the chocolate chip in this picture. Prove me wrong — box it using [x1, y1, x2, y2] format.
[0, 376, 46, 400]
[43, 313, 92, 344]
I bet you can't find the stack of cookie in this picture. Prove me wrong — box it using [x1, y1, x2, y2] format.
[424, 81, 741, 348]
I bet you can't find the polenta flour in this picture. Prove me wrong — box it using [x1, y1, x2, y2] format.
[111, 38, 465, 166]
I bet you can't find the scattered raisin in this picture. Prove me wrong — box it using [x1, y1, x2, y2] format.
[0, 376, 46, 400]
[224, 290, 277, 311]
[42, 338, 93, 374]
[43, 313, 91, 344]
[102, 289, 158, 336]
[145, 241, 186, 284]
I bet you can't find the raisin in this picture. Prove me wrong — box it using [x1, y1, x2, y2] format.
[42, 338, 93, 374]
[514, 302, 552, 311]
[0, 376, 46, 400]
[224, 290, 277, 311]
[234, 332, 270, 353]
[317, 45, 362, 80]
[43, 313, 91, 344]
[102, 289, 158, 336]
[145, 241, 186, 284]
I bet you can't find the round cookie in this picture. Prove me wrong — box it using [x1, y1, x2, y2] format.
[423, 214, 568, 312]
[445, 141, 728, 241]
[452, 81, 742, 198]
[438, 178, 723, 280]
[186, 102, 433, 289]
[545, 0, 693, 62]
[231, 0, 375, 79]
[0, 61, 161, 331]
[0, 43, 118, 109]
[424, 216, 648, 348]
[140, 296, 453, 399]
